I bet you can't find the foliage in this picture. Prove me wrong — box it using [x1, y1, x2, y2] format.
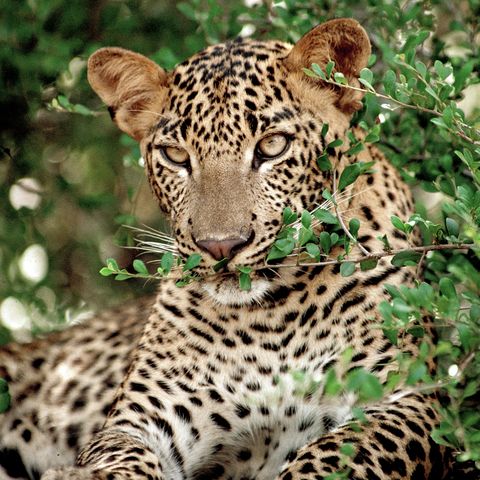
[1, 0, 479, 469]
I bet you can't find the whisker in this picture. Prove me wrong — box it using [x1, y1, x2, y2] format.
[122, 224, 179, 258]
[125, 224, 175, 242]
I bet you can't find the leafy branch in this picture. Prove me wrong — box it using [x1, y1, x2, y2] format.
[268, 242, 474, 270]
[304, 59, 480, 147]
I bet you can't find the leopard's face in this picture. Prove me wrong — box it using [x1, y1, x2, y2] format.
[142, 41, 349, 288]
[88, 21, 370, 304]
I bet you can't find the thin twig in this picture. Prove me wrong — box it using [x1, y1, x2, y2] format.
[458, 351, 476, 374]
[415, 249, 427, 279]
[332, 170, 370, 256]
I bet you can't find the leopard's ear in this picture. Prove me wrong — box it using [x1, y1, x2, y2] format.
[88, 47, 168, 140]
[284, 18, 371, 114]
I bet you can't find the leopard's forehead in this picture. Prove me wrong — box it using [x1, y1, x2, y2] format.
[172, 38, 291, 85]
[152, 38, 299, 155]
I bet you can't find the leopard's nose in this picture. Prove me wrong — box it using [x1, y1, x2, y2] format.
[195, 234, 253, 261]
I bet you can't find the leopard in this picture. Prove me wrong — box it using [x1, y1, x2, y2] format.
[0, 18, 458, 480]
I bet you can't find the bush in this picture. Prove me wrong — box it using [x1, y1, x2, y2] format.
[1, 0, 478, 470]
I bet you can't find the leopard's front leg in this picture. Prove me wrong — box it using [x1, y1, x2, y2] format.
[41, 430, 168, 479]
[277, 393, 449, 480]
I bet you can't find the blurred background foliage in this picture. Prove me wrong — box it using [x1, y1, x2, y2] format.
[1, 0, 479, 468]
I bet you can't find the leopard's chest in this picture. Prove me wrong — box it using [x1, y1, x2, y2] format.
[200, 371, 355, 480]
[153, 280, 367, 479]
[182, 339, 355, 479]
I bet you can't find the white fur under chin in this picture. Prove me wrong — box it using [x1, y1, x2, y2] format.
[202, 277, 272, 306]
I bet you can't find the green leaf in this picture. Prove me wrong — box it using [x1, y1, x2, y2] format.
[106, 258, 119, 271]
[445, 217, 459, 237]
[212, 257, 229, 272]
[0, 378, 8, 394]
[115, 273, 132, 281]
[325, 60, 335, 78]
[339, 442, 356, 457]
[360, 258, 378, 271]
[346, 369, 383, 401]
[338, 164, 363, 191]
[239, 272, 251, 291]
[319, 231, 332, 254]
[327, 138, 343, 149]
[306, 243, 320, 259]
[313, 208, 338, 225]
[133, 259, 148, 275]
[99, 267, 114, 277]
[160, 252, 174, 274]
[176, 273, 196, 287]
[72, 104, 94, 116]
[383, 70, 396, 96]
[301, 210, 312, 229]
[324, 368, 342, 396]
[267, 247, 286, 262]
[302, 68, 317, 78]
[322, 189, 334, 203]
[267, 237, 295, 261]
[454, 59, 475, 93]
[425, 85, 440, 102]
[333, 72, 347, 85]
[430, 117, 447, 129]
[176, 1, 197, 20]
[311, 63, 326, 80]
[320, 123, 329, 138]
[351, 406, 368, 423]
[406, 361, 428, 385]
[317, 153, 332, 171]
[364, 125, 380, 143]
[360, 68, 373, 84]
[391, 251, 422, 267]
[57, 95, 70, 108]
[439, 277, 456, 299]
[283, 207, 297, 225]
[183, 253, 202, 271]
[0, 392, 11, 413]
[415, 60, 427, 78]
[358, 78, 374, 91]
[275, 237, 296, 253]
[298, 226, 313, 246]
[391, 215, 406, 232]
[321, 123, 329, 138]
[401, 30, 429, 52]
[345, 142, 364, 157]
[340, 261, 356, 277]
[349, 218, 360, 238]
[237, 266, 252, 291]
[434, 60, 452, 81]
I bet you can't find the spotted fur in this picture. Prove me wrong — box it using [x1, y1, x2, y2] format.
[1, 19, 454, 480]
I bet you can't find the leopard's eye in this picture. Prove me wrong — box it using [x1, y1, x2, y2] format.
[255, 134, 290, 160]
[162, 146, 190, 166]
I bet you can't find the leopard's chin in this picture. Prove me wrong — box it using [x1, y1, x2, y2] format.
[201, 273, 272, 307]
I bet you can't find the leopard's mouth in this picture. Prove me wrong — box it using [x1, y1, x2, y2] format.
[200, 271, 274, 306]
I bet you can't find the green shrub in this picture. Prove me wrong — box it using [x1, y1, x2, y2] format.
[1, 0, 478, 469]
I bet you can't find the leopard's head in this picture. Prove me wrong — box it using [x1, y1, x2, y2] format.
[88, 18, 370, 305]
